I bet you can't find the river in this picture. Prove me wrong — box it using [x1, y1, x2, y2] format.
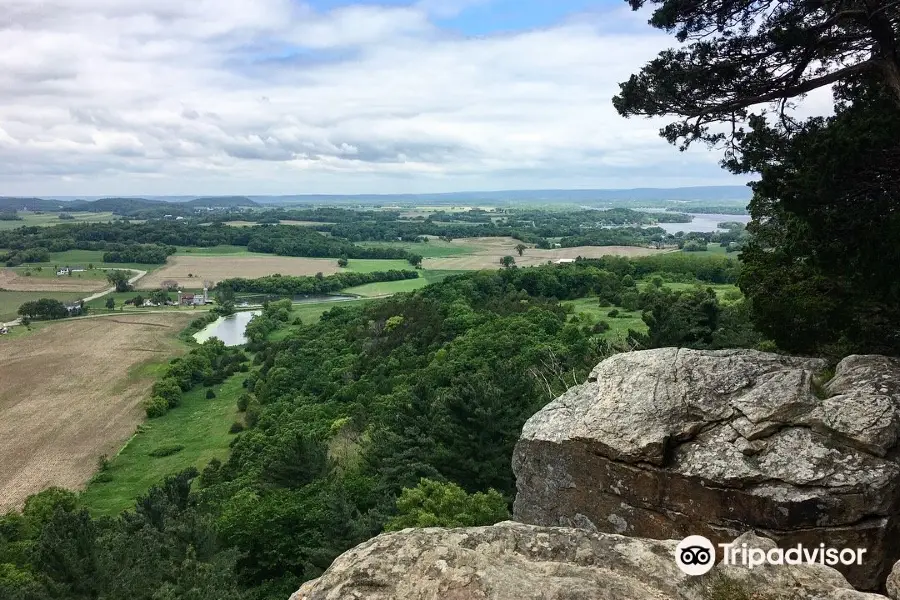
[193, 310, 261, 346]
[651, 213, 751, 234]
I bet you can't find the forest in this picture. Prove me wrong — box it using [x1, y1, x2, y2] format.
[0, 257, 761, 600]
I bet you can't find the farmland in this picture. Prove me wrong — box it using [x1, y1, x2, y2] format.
[0, 211, 118, 230]
[423, 237, 669, 270]
[0, 268, 108, 292]
[0, 312, 194, 511]
[137, 255, 345, 289]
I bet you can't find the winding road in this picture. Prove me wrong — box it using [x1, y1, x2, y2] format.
[1, 268, 147, 329]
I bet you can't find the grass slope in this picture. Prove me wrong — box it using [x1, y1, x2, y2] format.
[80, 374, 246, 517]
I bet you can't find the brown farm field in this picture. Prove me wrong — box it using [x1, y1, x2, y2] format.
[137, 255, 342, 289]
[0, 269, 108, 292]
[0, 313, 194, 511]
[423, 237, 671, 270]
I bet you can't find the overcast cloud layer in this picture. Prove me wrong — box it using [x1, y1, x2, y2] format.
[0, 0, 828, 196]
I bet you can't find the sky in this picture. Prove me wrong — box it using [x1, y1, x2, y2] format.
[0, 0, 833, 196]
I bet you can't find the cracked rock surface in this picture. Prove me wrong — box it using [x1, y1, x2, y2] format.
[512, 348, 900, 591]
[291, 522, 887, 600]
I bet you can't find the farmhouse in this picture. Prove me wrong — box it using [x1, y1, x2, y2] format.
[553, 258, 576, 264]
[56, 266, 86, 276]
[178, 288, 210, 306]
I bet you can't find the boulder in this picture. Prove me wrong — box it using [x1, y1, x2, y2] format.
[512, 349, 900, 591]
[291, 522, 886, 600]
[888, 560, 900, 600]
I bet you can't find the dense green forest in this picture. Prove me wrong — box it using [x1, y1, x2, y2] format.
[0, 258, 761, 600]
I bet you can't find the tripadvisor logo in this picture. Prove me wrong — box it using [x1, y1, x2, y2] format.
[674, 535, 868, 576]
[675, 535, 716, 576]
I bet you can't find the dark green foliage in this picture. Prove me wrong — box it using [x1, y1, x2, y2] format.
[385, 479, 509, 530]
[106, 269, 133, 292]
[148, 445, 185, 458]
[614, 0, 900, 356]
[17, 298, 70, 320]
[229, 422, 245, 434]
[148, 340, 248, 417]
[206, 389, 217, 399]
[737, 84, 900, 356]
[639, 286, 720, 348]
[613, 0, 900, 149]
[219, 269, 418, 296]
[103, 244, 174, 264]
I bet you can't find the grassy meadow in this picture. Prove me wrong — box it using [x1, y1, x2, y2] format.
[80, 374, 246, 517]
[0, 211, 119, 231]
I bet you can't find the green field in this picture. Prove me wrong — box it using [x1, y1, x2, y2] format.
[12, 266, 108, 281]
[0, 211, 118, 231]
[358, 239, 474, 258]
[563, 297, 648, 341]
[19, 250, 160, 273]
[343, 269, 462, 297]
[79, 374, 246, 517]
[642, 281, 742, 300]
[0, 291, 89, 321]
[344, 259, 415, 273]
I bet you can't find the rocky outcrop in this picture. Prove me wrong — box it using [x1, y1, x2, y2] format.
[292, 522, 886, 599]
[512, 349, 900, 591]
[888, 560, 900, 600]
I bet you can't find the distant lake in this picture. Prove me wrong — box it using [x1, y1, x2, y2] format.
[193, 310, 260, 347]
[653, 213, 751, 234]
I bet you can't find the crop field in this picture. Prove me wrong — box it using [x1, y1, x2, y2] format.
[0, 312, 194, 511]
[137, 255, 343, 289]
[344, 259, 413, 273]
[0, 268, 108, 293]
[424, 237, 669, 270]
[0, 211, 118, 230]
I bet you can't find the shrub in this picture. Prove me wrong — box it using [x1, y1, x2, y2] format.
[144, 396, 169, 418]
[236, 393, 251, 412]
[229, 422, 245, 434]
[607, 309, 619, 318]
[148, 444, 185, 458]
[152, 378, 182, 408]
[592, 320, 611, 333]
[206, 389, 216, 399]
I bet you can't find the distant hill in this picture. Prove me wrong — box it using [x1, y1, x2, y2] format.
[0, 196, 259, 215]
[0, 197, 67, 211]
[185, 196, 258, 208]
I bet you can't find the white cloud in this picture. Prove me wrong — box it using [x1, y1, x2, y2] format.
[0, 0, 800, 195]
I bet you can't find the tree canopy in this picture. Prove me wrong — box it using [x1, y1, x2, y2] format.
[614, 0, 900, 150]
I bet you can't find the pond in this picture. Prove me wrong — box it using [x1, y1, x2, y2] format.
[193, 310, 260, 347]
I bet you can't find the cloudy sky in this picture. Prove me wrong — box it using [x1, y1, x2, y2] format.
[0, 0, 825, 196]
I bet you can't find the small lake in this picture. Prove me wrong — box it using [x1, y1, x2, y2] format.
[193, 310, 261, 347]
[652, 213, 751, 234]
